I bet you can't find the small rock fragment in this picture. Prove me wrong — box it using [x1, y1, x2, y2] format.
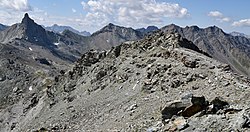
[173, 117, 189, 130]
[208, 97, 229, 114]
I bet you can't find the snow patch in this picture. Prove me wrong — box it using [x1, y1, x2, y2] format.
[29, 86, 33, 91]
[34, 37, 38, 42]
[54, 42, 60, 46]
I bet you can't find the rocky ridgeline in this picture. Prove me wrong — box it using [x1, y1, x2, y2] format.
[162, 24, 250, 77]
[1, 32, 250, 131]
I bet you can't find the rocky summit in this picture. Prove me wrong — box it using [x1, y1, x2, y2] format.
[1, 30, 250, 131]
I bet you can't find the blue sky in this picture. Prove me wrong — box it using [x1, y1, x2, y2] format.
[0, 0, 250, 34]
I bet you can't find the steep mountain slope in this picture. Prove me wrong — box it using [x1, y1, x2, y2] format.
[1, 31, 249, 131]
[161, 24, 250, 77]
[0, 43, 62, 109]
[0, 14, 75, 111]
[0, 13, 57, 47]
[0, 13, 85, 63]
[45, 24, 91, 36]
[0, 24, 8, 31]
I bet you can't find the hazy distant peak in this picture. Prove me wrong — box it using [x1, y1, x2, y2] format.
[45, 24, 91, 36]
[230, 31, 250, 38]
[0, 23, 8, 31]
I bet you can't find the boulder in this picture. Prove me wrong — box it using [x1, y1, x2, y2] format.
[182, 96, 208, 117]
[161, 100, 191, 121]
[207, 97, 229, 114]
[181, 56, 197, 68]
[242, 109, 250, 128]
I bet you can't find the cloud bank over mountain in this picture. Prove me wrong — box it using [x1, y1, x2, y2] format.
[0, 0, 32, 11]
[80, 0, 189, 28]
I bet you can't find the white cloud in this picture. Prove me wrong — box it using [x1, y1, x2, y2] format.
[208, 11, 230, 23]
[208, 11, 223, 18]
[80, 0, 189, 29]
[72, 8, 76, 13]
[220, 17, 230, 22]
[232, 19, 250, 27]
[0, 0, 32, 12]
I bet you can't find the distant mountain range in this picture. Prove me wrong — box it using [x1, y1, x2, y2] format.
[230, 31, 250, 38]
[0, 24, 8, 31]
[161, 24, 250, 76]
[0, 14, 143, 62]
[1, 14, 250, 77]
[44, 24, 91, 36]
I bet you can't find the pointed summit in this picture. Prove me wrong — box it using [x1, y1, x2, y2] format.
[107, 23, 115, 27]
[21, 13, 35, 26]
[24, 13, 29, 18]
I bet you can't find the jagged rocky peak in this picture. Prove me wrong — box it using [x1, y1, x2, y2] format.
[20, 13, 44, 31]
[21, 13, 35, 26]
[18, 13, 53, 45]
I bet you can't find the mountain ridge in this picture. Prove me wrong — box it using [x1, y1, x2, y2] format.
[45, 24, 91, 36]
[230, 31, 250, 38]
[161, 24, 250, 77]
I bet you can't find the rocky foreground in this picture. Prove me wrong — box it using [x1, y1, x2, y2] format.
[1, 32, 250, 131]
